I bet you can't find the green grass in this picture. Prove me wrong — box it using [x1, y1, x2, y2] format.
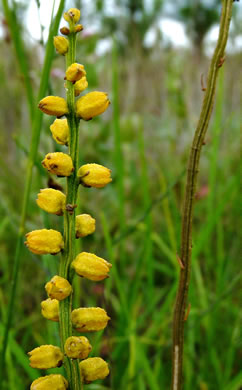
[0, 0, 65, 386]
[0, 3, 241, 390]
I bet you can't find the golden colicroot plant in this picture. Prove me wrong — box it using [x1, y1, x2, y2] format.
[25, 8, 112, 390]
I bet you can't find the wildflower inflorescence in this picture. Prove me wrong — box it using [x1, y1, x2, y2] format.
[25, 8, 111, 389]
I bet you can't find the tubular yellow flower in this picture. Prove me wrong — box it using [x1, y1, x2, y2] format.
[25, 229, 64, 255]
[64, 336, 92, 359]
[30, 374, 68, 390]
[64, 8, 81, 24]
[78, 163, 112, 188]
[42, 152, 74, 177]
[28, 345, 64, 369]
[53, 36, 69, 55]
[72, 252, 112, 281]
[38, 96, 68, 117]
[65, 63, 86, 82]
[45, 275, 72, 301]
[41, 298, 59, 322]
[50, 118, 69, 145]
[71, 307, 110, 332]
[76, 91, 110, 120]
[75, 24, 83, 33]
[80, 357, 109, 384]
[75, 214, 96, 238]
[36, 188, 66, 216]
[74, 76, 88, 97]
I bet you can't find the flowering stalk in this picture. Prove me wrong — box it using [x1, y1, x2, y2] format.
[26, 8, 111, 390]
[59, 16, 82, 389]
[171, 1, 233, 389]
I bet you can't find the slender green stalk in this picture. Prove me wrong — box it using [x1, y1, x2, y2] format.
[137, 120, 153, 297]
[2, 0, 35, 121]
[171, 1, 233, 389]
[0, 1, 65, 385]
[111, 39, 125, 263]
[58, 25, 82, 390]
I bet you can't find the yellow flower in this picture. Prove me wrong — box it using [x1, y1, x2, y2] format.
[50, 118, 69, 145]
[36, 188, 66, 216]
[25, 229, 64, 255]
[75, 24, 83, 33]
[42, 152, 74, 177]
[41, 298, 59, 322]
[75, 214, 96, 238]
[45, 275, 72, 301]
[78, 163, 112, 188]
[72, 252, 112, 281]
[65, 63, 86, 82]
[76, 91, 110, 120]
[64, 336, 92, 359]
[53, 36, 69, 55]
[74, 76, 88, 97]
[71, 307, 110, 332]
[64, 8, 81, 24]
[38, 96, 68, 117]
[80, 357, 109, 384]
[28, 345, 64, 369]
[30, 374, 68, 390]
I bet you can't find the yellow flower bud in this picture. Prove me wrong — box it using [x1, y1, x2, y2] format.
[65, 63, 86, 82]
[38, 96, 68, 117]
[25, 229, 64, 255]
[60, 26, 70, 35]
[50, 118, 69, 145]
[78, 163, 112, 188]
[36, 188, 66, 216]
[30, 374, 68, 390]
[71, 307, 110, 332]
[42, 152, 74, 177]
[80, 357, 109, 384]
[53, 36, 69, 55]
[41, 298, 59, 322]
[74, 77, 88, 97]
[75, 24, 83, 33]
[75, 214, 96, 238]
[28, 345, 64, 369]
[64, 336, 92, 359]
[76, 91, 110, 120]
[72, 252, 112, 281]
[45, 275, 72, 301]
[64, 8, 81, 24]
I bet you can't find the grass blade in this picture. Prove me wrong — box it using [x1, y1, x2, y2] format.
[0, 1, 66, 384]
[2, 0, 35, 121]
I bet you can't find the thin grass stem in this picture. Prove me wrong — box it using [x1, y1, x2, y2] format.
[111, 38, 126, 264]
[0, 1, 65, 385]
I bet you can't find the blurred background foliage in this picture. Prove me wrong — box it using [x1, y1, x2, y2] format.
[0, 0, 241, 389]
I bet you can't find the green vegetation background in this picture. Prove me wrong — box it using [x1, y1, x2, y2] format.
[0, 1, 241, 389]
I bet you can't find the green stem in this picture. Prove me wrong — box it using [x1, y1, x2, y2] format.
[2, 0, 35, 121]
[111, 39, 125, 264]
[58, 28, 82, 390]
[171, 2, 233, 389]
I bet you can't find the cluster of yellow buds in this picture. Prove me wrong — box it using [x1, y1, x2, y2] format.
[25, 8, 111, 389]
